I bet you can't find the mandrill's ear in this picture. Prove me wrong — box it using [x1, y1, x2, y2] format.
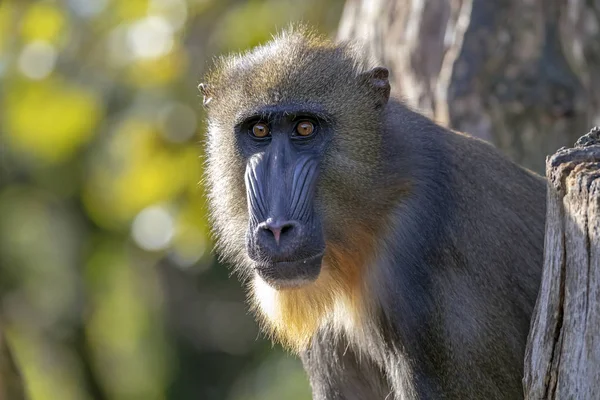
[198, 83, 213, 107]
[360, 67, 391, 109]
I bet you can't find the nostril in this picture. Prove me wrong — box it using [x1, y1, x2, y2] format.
[280, 224, 293, 236]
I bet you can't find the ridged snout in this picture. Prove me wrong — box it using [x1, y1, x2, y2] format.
[244, 151, 325, 284]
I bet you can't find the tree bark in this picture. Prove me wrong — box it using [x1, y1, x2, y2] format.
[524, 127, 600, 399]
[337, 0, 600, 174]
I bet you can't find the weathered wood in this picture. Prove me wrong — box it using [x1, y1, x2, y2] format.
[524, 127, 600, 399]
[337, 0, 600, 174]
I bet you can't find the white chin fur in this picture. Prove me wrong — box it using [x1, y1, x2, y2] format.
[252, 273, 280, 322]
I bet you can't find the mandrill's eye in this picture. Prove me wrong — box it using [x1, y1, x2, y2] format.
[251, 122, 270, 138]
[295, 120, 315, 137]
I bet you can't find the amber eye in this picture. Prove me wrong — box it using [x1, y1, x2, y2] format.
[251, 122, 270, 138]
[296, 121, 315, 137]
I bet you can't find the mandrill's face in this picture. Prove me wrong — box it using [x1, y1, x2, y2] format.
[235, 104, 332, 289]
[201, 32, 390, 293]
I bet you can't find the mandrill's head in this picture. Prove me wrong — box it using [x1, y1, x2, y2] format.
[201, 27, 400, 349]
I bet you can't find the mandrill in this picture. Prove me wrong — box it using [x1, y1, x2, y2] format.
[200, 27, 545, 400]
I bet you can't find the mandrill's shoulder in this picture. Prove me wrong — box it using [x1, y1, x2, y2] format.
[384, 99, 545, 201]
[382, 100, 546, 253]
[443, 128, 546, 207]
[434, 126, 547, 278]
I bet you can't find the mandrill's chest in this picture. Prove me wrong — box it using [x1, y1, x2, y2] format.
[250, 252, 375, 351]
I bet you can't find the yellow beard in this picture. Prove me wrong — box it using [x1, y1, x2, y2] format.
[250, 242, 373, 353]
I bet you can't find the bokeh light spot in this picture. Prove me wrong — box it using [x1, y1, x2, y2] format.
[17, 41, 57, 80]
[132, 205, 175, 251]
[127, 16, 174, 59]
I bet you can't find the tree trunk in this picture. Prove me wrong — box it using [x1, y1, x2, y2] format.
[524, 127, 600, 399]
[337, 0, 600, 174]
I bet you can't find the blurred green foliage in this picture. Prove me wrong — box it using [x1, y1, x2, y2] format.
[0, 0, 343, 399]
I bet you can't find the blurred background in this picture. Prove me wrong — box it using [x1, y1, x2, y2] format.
[0, 1, 343, 399]
[2, 0, 599, 399]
